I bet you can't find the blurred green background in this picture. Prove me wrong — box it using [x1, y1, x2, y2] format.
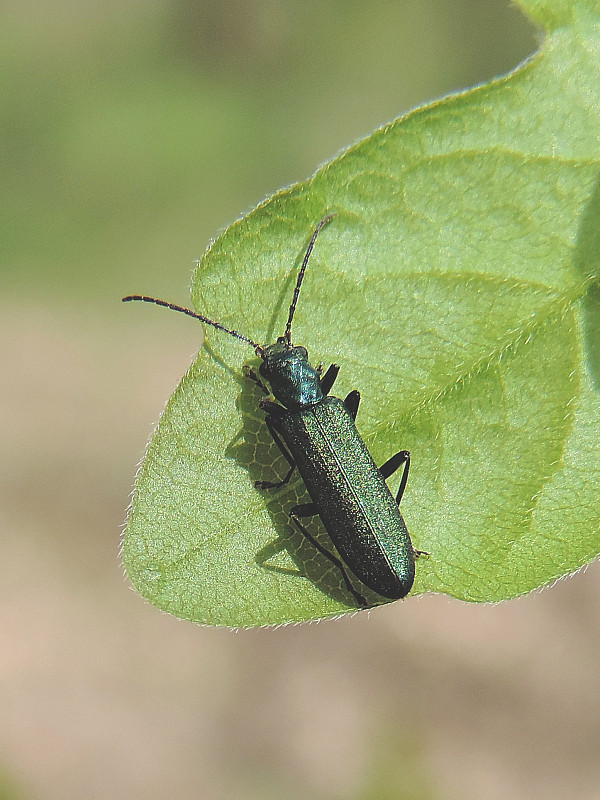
[3, 2, 600, 799]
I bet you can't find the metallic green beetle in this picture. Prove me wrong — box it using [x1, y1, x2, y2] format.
[123, 215, 422, 607]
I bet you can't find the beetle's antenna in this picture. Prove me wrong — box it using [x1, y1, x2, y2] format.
[122, 295, 261, 350]
[284, 213, 335, 344]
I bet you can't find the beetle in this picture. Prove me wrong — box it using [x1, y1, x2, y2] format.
[123, 214, 423, 607]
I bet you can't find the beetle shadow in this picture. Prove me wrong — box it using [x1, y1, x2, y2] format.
[224, 359, 383, 610]
[573, 168, 600, 392]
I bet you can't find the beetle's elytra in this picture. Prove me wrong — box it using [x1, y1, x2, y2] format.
[123, 215, 424, 608]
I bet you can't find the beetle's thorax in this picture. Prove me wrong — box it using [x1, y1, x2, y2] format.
[259, 337, 323, 409]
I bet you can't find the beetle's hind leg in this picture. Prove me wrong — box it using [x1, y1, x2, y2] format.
[290, 503, 368, 608]
[379, 451, 430, 557]
[379, 450, 410, 505]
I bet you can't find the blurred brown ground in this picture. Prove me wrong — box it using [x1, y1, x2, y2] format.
[3, 3, 600, 799]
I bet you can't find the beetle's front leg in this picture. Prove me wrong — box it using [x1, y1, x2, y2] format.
[319, 363, 340, 395]
[242, 364, 269, 395]
[344, 390, 360, 420]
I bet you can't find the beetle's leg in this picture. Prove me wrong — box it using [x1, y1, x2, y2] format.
[255, 416, 297, 490]
[291, 502, 318, 515]
[378, 452, 429, 557]
[378, 450, 410, 505]
[259, 399, 285, 416]
[290, 506, 368, 608]
[243, 365, 269, 395]
[343, 390, 360, 420]
[319, 363, 340, 395]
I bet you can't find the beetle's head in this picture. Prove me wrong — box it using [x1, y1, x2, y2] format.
[259, 337, 323, 409]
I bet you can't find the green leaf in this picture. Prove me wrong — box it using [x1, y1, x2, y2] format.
[122, 3, 600, 627]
